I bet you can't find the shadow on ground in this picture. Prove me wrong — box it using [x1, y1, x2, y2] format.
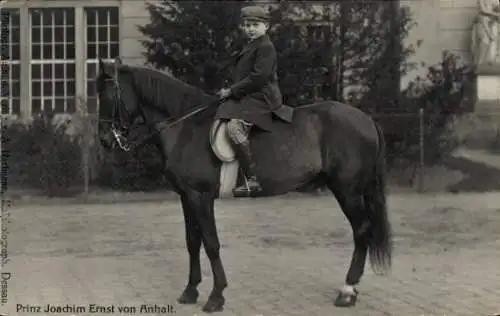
[445, 156, 500, 192]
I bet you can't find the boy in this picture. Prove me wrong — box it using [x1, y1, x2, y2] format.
[214, 5, 283, 197]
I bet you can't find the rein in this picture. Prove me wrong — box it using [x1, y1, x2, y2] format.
[122, 100, 218, 152]
[101, 75, 221, 152]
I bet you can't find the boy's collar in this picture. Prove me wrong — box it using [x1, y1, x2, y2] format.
[247, 33, 269, 44]
[239, 34, 270, 55]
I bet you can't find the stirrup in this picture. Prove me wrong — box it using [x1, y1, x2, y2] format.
[233, 176, 262, 198]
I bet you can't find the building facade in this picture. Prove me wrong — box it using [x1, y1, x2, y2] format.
[0, 0, 478, 118]
[1, 0, 153, 117]
[402, 0, 476, 88]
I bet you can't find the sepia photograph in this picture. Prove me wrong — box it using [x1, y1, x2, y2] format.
[0, 0, 499, 315]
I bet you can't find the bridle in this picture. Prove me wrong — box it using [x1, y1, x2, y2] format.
[99, 71, 220, 152]
[99, 75, 133, 151]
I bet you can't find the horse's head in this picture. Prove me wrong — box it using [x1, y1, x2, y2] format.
[96, 57, 140, 151]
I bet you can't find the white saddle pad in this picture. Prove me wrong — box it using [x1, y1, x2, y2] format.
[209, 119, 236, 162]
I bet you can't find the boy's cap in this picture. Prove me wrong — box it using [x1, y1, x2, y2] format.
[241, 6, 270, 22]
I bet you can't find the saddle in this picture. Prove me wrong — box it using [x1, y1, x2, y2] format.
[210, 119, 237, 163]
[209, 104, 294, 162]
[209, 104, 294, 198]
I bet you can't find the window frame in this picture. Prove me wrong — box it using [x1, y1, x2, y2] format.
[1, 0, 120, 117]
[1, 8, 22, 116]
[28, 7, 77, 114]
[84, 6, 121, 113]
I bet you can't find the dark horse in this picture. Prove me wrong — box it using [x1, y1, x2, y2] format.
[96, 58, 392, 313]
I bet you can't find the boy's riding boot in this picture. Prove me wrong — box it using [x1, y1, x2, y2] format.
[232, 140, 263, 197]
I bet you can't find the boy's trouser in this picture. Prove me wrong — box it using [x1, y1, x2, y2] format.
[226, 119, 253, 144]
[224, 119, 262, 191]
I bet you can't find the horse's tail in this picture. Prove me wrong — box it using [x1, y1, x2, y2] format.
[364, 122, 393, 275]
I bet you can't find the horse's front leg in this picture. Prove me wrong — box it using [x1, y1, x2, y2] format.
[186, 189, 227, 313]
[177, 193, 203, 304]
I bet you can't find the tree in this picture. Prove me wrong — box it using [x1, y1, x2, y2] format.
[138, 1, 414, 106]
[138, 1, 251, 91]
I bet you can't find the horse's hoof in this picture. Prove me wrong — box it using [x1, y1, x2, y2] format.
[334, 291, 357, 307]
[177, 288, 198, 304]
[201, 296, 225, 313]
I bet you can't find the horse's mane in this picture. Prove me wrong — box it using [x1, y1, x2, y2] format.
[118, 65, 212, 117]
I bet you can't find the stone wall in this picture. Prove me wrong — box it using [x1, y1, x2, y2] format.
[120, 0, 159, 66]
[439, 0, 476, 62]
[401, 0, 476, 88]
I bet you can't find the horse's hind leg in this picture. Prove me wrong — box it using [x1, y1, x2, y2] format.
[329, 183, 370, 307]
[177, 193, 203, 305]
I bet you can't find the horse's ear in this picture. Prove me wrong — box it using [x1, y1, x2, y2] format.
[99, 58, 106, 73]
[112, 57, 122, 77]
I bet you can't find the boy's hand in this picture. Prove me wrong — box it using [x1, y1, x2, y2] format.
[217, 88, 231, 99]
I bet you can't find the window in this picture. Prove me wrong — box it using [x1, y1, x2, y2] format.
[85, 7, 119, 113]
[1, 9, 21, 115]
[2, 4, 120, 117]
[30, 8, 76, 114]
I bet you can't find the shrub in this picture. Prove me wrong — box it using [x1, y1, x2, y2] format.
[370, 52, 474, 166]
[93, 122, 169, 192]
[3, 110, 83, 196]
[96, 142, 168, 191]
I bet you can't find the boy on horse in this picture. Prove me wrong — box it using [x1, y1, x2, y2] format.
[215, 5, 283, 196]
